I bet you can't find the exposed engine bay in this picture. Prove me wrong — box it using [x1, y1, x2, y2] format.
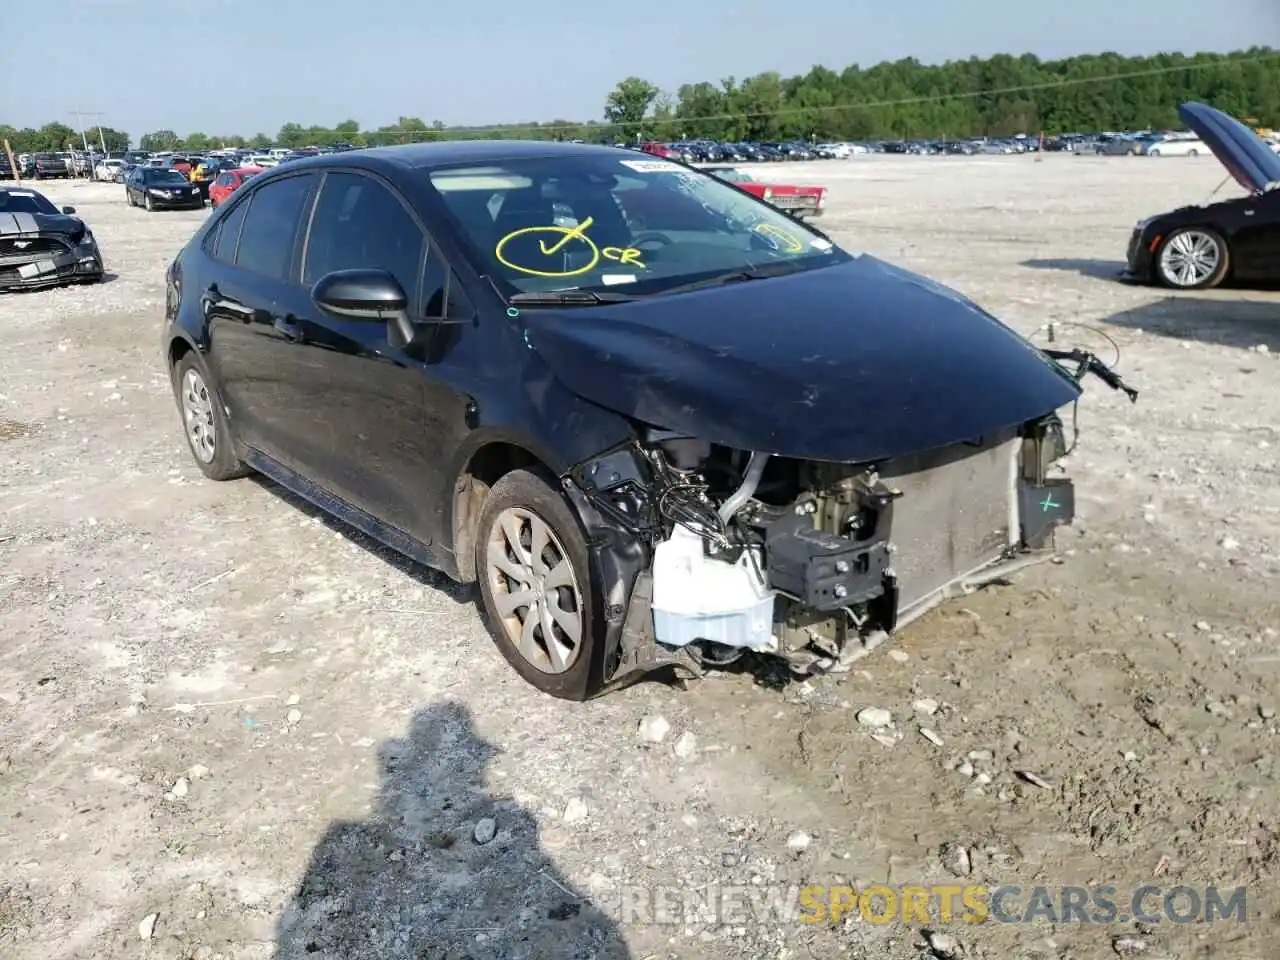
[564, 349, 1138, 687]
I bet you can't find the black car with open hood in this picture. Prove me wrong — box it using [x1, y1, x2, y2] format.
[1124, 101, 1280, 290]
[0, 187, 105, 292]
[162, 140, 1137, 700]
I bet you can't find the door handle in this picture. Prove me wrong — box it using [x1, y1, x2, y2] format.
[273, 313, 303, 342]
[201, 284, 254, 321]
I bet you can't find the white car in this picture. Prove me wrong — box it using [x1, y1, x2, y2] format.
[1146, 136, 1207, 157]
[94, 159, 124, 182]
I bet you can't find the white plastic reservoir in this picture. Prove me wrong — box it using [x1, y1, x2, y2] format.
[650, 525, 776, 650]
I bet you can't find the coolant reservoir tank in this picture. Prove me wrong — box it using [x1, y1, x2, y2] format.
[650, 525, 776, 650]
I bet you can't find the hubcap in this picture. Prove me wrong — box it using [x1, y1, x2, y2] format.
[1160, 230, 1220, 287]
[180, 368, 217, 463]
[485, 507, 583, 674]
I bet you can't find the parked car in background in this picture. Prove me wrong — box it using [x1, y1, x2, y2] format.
[640, 141, 685, 161]
[95, 159, 125, 182]
[1145, 135, 1207, 158]
[702, 165, 827, 219]
[33, 153, 71, 179]
[1124, 102, 1280, 290]
[0, 186, 104, 291]
[125, 166, 204, 210]
[207, 166, 262, 207]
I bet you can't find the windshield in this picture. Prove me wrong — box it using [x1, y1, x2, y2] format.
[427, 154, 848, 297]
[147, 170, 191, 185]
[0, 190, 58, 215]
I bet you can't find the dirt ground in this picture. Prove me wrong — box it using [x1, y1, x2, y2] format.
[1, 155, 1277, 960]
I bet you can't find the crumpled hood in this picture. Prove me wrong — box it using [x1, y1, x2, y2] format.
[0, 211, 85, 237]
[1178, 101, 1280, 195]
[520, 255, 1082, 463]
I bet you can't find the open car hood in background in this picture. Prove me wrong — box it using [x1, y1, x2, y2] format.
[521, 255, 1083, 464]
[1178, 102, 1280, 195]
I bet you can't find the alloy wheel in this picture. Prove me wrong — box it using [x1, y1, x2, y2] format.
[1159, 230, 1221, 288]
[485, 507, 584, 674]
[180, 368, 217, 463]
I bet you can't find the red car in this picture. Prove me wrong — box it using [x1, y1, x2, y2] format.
[208, 166, 262, 208]
[703, 165, 827, 219]
[639, 141, 684, 161]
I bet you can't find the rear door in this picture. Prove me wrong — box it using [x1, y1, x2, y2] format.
[202, 171, 318, 462]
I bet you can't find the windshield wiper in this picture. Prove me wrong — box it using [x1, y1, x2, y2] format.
[657, 261, 803, 297]
[507, 290, 637, 306]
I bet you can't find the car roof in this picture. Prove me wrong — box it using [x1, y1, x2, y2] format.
[0, 186, 48, 197]
[280, 139, 635, 173]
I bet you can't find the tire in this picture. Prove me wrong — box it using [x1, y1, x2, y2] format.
[172, 352, 249, 481]
[1156, 227, 1229, 290]
[144, 193, 154, 212]
[474, 468, 603, 700]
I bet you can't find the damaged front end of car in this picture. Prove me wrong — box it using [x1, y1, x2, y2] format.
[565, 353, 1137, 690]
[0, 214, 104, 292]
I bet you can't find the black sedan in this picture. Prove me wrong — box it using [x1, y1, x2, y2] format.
[125, 166, 203, 211]
[1125, 102, 1280, 289]
[0, 186, 104, 291]
[161, 141, 1136, 700]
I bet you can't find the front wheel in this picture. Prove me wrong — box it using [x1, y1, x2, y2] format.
[475, 469, 602, 700]
[144, 194, 154, 212]
[1156, 227, 1229, 290]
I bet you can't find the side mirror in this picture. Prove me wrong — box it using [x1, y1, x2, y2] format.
[61, 205, 76, 215]
[312, 268, 416, 347]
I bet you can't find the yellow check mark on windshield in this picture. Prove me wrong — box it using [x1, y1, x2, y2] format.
[538, 216, 595, 255]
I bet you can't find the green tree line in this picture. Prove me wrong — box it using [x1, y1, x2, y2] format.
[4, 47, 1277, 154]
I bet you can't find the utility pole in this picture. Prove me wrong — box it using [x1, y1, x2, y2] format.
[70, 109, 91, 152]
[71, 110, 109, 178]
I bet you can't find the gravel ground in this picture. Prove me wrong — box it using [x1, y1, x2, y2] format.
[1, 155, 1277, 960]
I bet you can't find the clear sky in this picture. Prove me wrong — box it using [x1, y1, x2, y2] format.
[2, 0, 1275, 140]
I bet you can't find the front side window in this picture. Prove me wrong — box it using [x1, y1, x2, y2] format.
[234, 174, 315, 281]
[428, 154, 848, 298]
[303, 171, 424, 306]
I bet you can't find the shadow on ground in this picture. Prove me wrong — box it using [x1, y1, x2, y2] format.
[276, 702, 630, 960]
[1021, 258, 1130, 280]
[1103, 295, 1280, 352]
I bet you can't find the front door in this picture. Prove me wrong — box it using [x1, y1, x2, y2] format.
[281, 169, 442, 543]
[1228, 191, 1280, 278]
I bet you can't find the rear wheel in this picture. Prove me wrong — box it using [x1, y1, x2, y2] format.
[172, 353, 249, 481]
[1156, 227, 1229, 290]
[474, 469, 602, 700]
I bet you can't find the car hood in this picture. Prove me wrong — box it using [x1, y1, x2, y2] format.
[1178, 102, 1280, 195]
[0, 211, 84, 237]
[520, 255, 1082, 463]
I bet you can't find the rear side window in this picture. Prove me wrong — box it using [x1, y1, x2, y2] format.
[213, 199, 249, 263]
[303, 171, 424, 305]
[234, 174, 315, 281]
